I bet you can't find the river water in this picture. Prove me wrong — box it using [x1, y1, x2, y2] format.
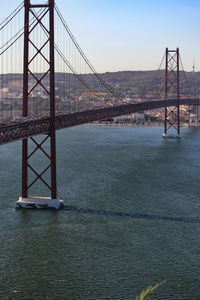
[0, 125, 200, 300]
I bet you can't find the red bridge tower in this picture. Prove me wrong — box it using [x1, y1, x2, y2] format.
[16, 0, 63, 209]
[163, 48, 181, 138]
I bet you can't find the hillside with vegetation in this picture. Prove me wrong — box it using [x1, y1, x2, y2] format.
[100, 70, 200, 98]
[2, 70, 200, 98]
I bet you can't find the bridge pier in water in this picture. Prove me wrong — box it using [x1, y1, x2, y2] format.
[16, 0, 63, 209]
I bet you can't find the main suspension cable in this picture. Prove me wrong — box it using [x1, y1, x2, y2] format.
[180, 54, 197, 99]
[55, 5, 125, 102]
[31, 8, 105, 103]
[0, 2, 23, 30]
[55, 45, 105, 102]
[0, 7, 47, 56]
[140, 52, 165, 99]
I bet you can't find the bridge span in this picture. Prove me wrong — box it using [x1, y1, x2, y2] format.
[2, 1, 199, 209]
[1, 98, 199, 145]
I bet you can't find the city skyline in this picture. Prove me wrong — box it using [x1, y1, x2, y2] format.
[1, 0, 200, 72]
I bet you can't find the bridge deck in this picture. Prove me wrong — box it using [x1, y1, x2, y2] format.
[0, 99, 199, 145]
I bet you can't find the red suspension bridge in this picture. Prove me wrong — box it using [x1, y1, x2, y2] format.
[0, 0, 199, 209]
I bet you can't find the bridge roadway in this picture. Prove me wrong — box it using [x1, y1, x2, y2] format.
[1, 98, 200, 145]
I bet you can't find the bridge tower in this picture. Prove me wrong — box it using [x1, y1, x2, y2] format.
[192, 60, 199, 126]
[16, 0, 63, 209]
[163, 48, 181, 138]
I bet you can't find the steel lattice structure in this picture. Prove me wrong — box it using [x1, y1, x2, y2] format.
[0, 98, 199, 145]
[164, 48, 180, 136]
[22, 0, 57, 199]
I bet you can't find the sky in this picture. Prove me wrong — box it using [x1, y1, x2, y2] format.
[1, 0, 200, 72]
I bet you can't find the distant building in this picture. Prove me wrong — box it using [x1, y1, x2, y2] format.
[114, 115, 130, 123]
[189, 114, 197, 123]
[132, 113, 144, 123]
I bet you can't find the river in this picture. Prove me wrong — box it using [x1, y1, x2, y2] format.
[0, 125, 200, 299]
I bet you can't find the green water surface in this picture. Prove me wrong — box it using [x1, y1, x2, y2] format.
[0, 125, 200, 300]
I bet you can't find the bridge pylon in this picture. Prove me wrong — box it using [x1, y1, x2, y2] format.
[163, 47, 181, 138]
[16, 0, 63, 209]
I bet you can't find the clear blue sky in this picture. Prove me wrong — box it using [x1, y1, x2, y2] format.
[1, 0, 200, 72]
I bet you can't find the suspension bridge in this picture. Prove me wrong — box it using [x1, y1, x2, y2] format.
[0, 0, 199, 209]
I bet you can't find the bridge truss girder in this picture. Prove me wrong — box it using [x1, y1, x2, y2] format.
[1, 99, 199, 146]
